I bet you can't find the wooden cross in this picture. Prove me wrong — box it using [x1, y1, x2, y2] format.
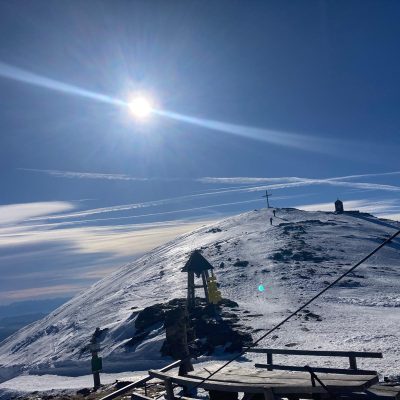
[262, 190, 272, 208]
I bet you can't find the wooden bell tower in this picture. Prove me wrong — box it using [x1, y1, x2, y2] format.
[181, 250, 214, 309]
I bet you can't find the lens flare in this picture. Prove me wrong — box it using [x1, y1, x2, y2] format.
[128, 96, 152, 119]
[258, 284, 265, 292]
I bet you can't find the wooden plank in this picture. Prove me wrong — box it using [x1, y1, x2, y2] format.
[189, 371, 378, 389]
[254, 363, 377, 375]
[247, 348, 383, 358]
[99, 360, 181, 400]
[194, 366, 379, 384]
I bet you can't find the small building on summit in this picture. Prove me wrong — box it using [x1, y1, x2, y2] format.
[335, 199, 344, 213]
[182, 250, 215, 309]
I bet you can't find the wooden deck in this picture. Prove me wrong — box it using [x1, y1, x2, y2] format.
[148, 366, 380, 399]
[187, 366, 379, 389]
[100, 349, 399, 400]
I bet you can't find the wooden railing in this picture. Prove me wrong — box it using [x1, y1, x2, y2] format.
[247, 348, 382, 375]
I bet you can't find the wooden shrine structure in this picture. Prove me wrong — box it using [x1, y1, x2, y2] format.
[181, 250, 221, 309]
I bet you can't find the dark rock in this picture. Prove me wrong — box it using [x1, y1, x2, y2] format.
[338, 279, 362, 288]
[219, 298, 239, 308]
[135, 303, 165, 331]
[207, 228, 222, 233]
[77, 388, 91, 396]
[234, 260, 249, 267]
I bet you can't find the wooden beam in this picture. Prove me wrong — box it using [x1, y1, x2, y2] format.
[254, 364, 377, 375]
[247, 348, 383, 358]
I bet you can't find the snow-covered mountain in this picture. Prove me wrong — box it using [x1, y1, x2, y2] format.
[0, 207, 399, 383]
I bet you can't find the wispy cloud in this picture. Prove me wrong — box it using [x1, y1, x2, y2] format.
[0, 284, 86, 302]
[0, 201, 74, 226]
[20, 168, 152, 181]
[25, 172, 400, 223]
[198, 171, 400, 185]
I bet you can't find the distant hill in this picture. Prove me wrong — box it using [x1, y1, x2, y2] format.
[0, 298, 71, 346]
[0, 298, 70, 319]
[0, 208, 399, 384]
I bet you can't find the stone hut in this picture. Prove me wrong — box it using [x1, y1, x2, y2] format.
[335, 199, 344, 213]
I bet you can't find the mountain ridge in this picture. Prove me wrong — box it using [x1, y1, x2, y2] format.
[0, 207, 399, 383]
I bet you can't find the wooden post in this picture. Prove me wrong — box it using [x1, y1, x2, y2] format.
[267, 353, 273, 371]
[349, 356, 357, 370]
[201, 271, 210, 303]
[90, 342, 102, 389]
[187, 271, 195, 309]
[164, 378, 175, 400]
[263, 388, 275, 400]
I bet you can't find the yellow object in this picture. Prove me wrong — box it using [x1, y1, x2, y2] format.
[207, 275, 222, 304]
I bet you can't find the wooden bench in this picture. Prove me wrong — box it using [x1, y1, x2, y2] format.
[149, 367, 379, 400]
[248, 348, 383, 375]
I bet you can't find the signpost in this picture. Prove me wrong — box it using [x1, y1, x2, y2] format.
[90, 341, 102, 389]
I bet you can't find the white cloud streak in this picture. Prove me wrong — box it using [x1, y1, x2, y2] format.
[25, 173, 400, 223]
[198, 171, 400, 185]
[19, 168, 152, 181]
[0, 201, 74, 226]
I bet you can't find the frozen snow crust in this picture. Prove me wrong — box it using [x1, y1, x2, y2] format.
[0, 208, 399, 384]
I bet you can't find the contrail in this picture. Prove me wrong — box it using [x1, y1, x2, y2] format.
[0, 61, 332, 151]
[0, 62, 126, 107]
[154, 109, 335, 152]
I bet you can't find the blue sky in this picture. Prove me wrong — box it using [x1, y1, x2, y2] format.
[0, 0, 399, 305]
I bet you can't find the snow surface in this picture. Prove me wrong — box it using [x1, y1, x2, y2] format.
[0, 208, 399, 390]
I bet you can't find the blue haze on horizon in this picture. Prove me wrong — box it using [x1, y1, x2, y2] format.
[0, 0, 399, 305]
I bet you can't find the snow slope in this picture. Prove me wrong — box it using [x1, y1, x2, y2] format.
[0, 208, 399, 384]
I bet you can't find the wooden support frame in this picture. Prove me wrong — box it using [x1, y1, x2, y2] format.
[99, 360, 181, 400]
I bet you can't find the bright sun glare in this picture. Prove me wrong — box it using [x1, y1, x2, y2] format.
[128, 96, 153, 119]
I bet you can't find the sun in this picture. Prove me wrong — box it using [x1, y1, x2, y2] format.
[128, 96, 153, 119]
